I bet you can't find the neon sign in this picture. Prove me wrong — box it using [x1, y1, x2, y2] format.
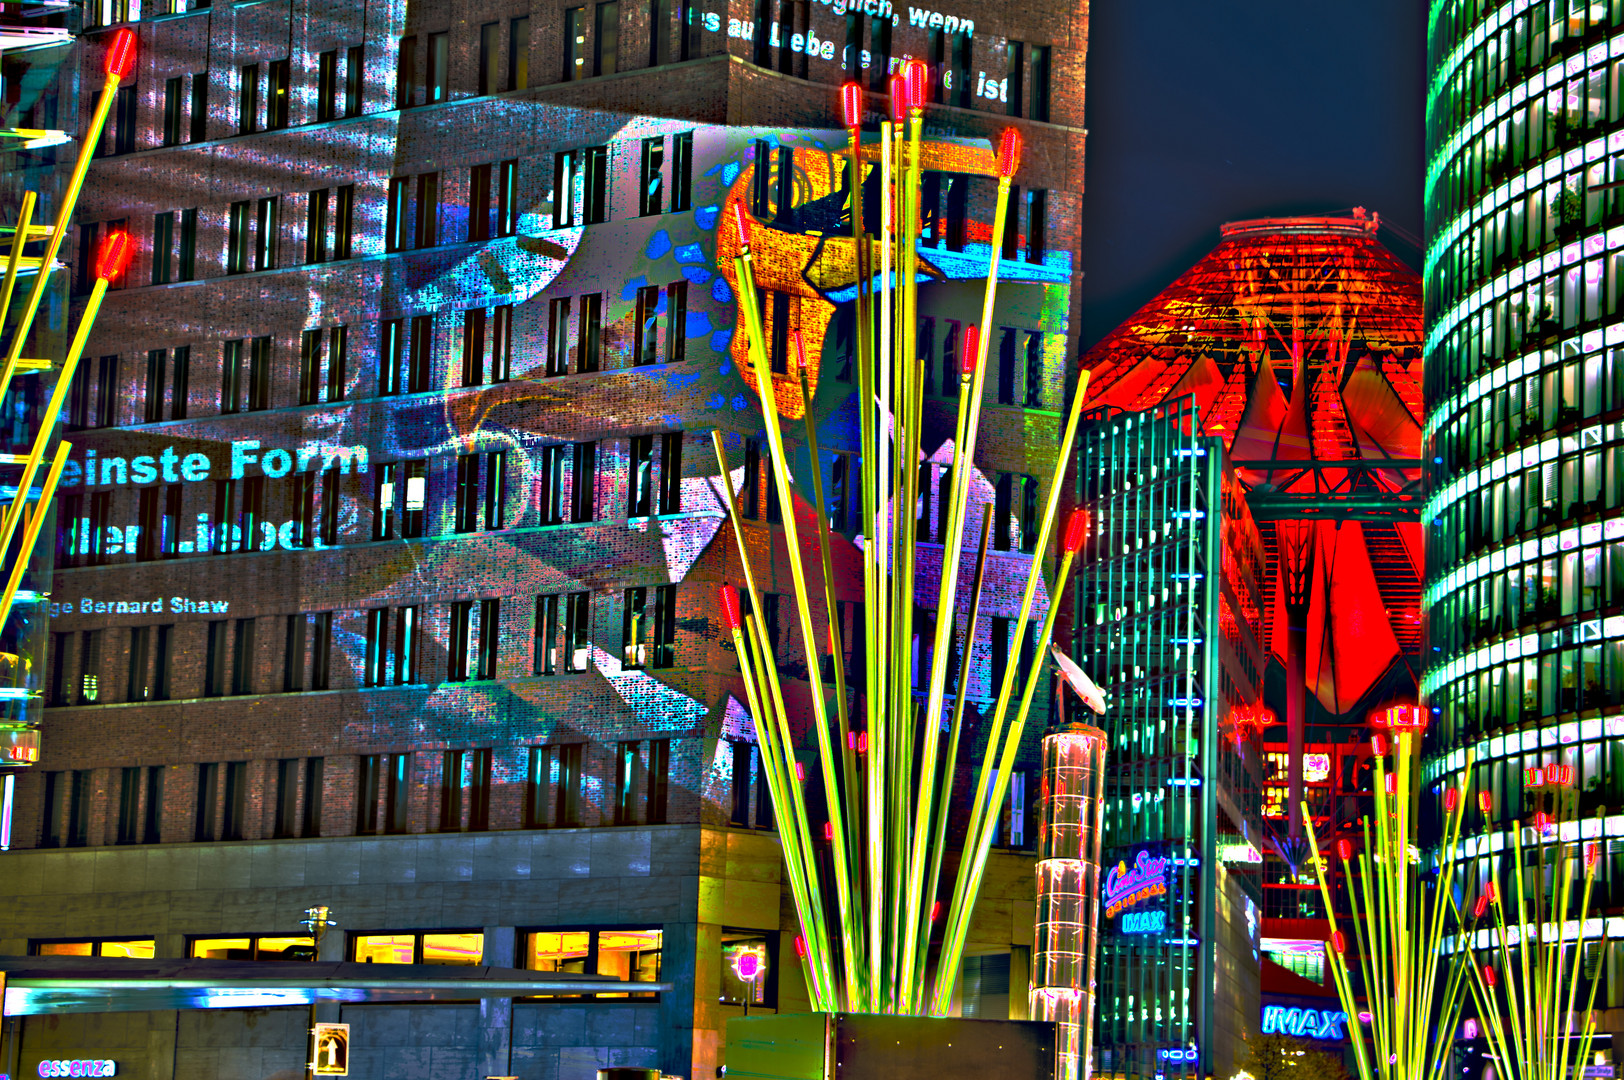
[1121, 910, 1167, 934]
[1262, 1006, 1348, 1040]
[1103, 850, 1169, 919]
[1524, 764, 1573, 788]
[37, 1063, 117, 1078]
[1157, 1047, 1198, 1063]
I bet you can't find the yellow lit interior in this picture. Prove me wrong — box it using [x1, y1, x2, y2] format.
[353, 935, 416, 964]
[421, 932, 483, 966]
[190, 938, 252, 959]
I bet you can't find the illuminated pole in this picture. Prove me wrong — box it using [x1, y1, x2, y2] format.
[1030, 722, 1107, 1080]
[301, 906, 337, 1080]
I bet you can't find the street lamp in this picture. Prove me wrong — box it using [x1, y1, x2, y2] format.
[299, 907, 337, 1079]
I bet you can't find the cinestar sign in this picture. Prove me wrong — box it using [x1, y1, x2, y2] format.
[1262, 1006, 1348, 1040]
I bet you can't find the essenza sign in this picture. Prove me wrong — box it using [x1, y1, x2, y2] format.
[38, 1062, 117, 1078]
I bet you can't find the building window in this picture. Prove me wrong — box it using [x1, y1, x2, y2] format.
[579, 293, 603, 372]
[299, 325, 347, 405]
[267, 58, 290, 129]
[1005, 40, 1024, 117]
[479, 22, 500, 95]
[227, 200, 251, 273]
[151, 212, 173, 285]
[355, 931, 483, 965]
[453, 450, 506, 532]
[594, 1, 619, 74]
[345, 45, 364, 117]
[639, 135, 664, 216]
[623, 584, 677, 669]
[614, 738, 670, 824]
[1023, 331, 1042, 407]
[730, 742, 775, 828]
[524, 928, 662, 996]
[439, 748, 493, 831]
[110, 83, 135, 154]
[364, 606, 421, 686]
[306, 188, 330, 263]
[580, 147, 609, 226]
[191, 934, 314, 961]
[189, 71, 208, 142]
[334, 185, 355, 259]
[565, 591, 591, 671]
[525, 743, 586, 827]
[238, 63, 259, 134]
[385, 178, 410, 252]
[426, 31, 449, 104]
[355, 753, 412, 835]
[997, 327, 1017, 404]
[68, 353, 118, 430]
[415, 172, 440, 248]
[396, 35, 417, 107]
[564, 7, 587, 80]
[317, 50, 339, 121]
[553, 150, 577, 228]
[162, 76, 184, 145]
[1026, 191, 1046, 263]
[671, 130, 693, 212]
[302, 756, 325, 835]
[509, 17, 531, 89]
[34, 938, 156, 959]
[1030, 44, 1051, 121]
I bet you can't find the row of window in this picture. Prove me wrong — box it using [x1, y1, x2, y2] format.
[47, 584, 679, 707]
[1426, 13, 1622, 245]
[38, 740, 673, 851]
[1430, 155, 1624, 327]
[80, 4, 1054, 163]
[1428, 440, 1624, 574]
[71, 310, 1043, 439]
[32, 926, 785, 1005]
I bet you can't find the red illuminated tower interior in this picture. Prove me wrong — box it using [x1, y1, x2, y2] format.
[1081, 213, 1422, 983]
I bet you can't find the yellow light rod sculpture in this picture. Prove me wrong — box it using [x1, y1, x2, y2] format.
[714, 62, 1095, 1016]
[0, 29, 137, 639]
[1301, 711, 1601, 1080]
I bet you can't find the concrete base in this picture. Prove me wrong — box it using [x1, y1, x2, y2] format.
[724, 1012, 1056, 1080]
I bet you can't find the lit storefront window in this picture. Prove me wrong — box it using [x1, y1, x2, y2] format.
[35, 939, 155, 958]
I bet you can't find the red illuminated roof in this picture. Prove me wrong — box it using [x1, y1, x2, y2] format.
[1081, 212, 1423, 716]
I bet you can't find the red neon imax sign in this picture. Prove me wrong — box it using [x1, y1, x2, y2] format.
[1369, 705, 1425, 732]
[1523, 764, 1574, 789]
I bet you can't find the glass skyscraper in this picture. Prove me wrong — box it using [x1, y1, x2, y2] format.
[1422, 0, 1624, 969]
[1073, 399, 1266, 1080]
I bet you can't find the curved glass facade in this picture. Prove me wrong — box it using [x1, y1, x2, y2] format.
[1422, 0, 1624, 905]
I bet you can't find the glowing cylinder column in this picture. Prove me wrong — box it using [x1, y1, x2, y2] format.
[1030, 722, 1107, 1080]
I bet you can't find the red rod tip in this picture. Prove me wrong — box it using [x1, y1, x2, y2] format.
[888, 72, 908, 124]
[1371, 734, 1387, 757]
[1336, 838, 1352, 861]
[1330, 931, 1346, 955]
[1477, 790, 1492, 814]
[1444, 787, 1459, 812]
[997, 127, 1023, 179]
[904, 58, 929, 110]
[731, 200, 751, 250]
[841, 82, 863, 128]
[1061, 508, 1088, 555]
[792, 329, 808, 372]
[94, 231, 133, 282]
[961, 324, 980, 380]
[1483, 963, 1498, 988]
[719, 585, 742, 631]
[105, 27, 137, 80]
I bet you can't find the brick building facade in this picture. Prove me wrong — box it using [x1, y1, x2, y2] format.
[0, 0, 1088, 1075]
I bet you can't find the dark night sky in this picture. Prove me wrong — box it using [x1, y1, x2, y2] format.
[1078, 0, 1428, 351]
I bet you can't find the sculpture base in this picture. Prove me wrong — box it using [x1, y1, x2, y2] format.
[724, 1012, 1056, 1080]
